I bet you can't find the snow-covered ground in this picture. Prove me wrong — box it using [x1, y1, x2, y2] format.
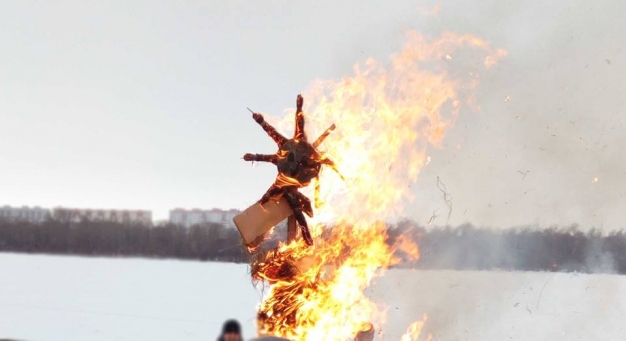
[1, 253, 624, 340]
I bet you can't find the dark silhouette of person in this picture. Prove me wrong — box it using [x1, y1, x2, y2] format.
[217, 319, 243, 341]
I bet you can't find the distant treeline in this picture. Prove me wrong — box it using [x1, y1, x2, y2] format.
[0, 219, 248, 262]
[389, 222, 626, 274]
[0, 219, 624, 274]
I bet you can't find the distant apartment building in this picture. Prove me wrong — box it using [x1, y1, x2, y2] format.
[53, 208, 152, 225]
[0, 205, 51, 224]
[169, 208, 240, 228]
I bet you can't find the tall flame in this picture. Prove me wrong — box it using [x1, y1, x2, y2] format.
[253, 30, 505, 340]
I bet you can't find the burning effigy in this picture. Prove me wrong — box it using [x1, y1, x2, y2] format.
[239, 94, 341, 247]
[233, 95, 391, 339]
[232, 31, 505, 340]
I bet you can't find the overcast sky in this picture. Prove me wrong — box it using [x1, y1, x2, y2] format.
[1, 1, 624, 229]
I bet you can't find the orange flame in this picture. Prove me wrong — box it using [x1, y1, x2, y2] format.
[400, 315, 431, 341]
[254, 30, 505, 340]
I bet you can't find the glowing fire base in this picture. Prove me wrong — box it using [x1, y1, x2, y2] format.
[245, 222, 420, 340]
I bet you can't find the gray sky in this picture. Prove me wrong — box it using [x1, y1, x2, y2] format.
[1, 1, 624, 229]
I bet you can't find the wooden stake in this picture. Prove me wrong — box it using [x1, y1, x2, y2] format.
[287, 215, 298, 241]
[354, 323, 375, 341]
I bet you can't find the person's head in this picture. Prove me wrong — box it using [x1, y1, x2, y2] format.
[221, 319, 242, 341]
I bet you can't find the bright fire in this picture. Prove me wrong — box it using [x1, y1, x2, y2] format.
[400, 315, 430, 341]
[252, 31, 505, 340]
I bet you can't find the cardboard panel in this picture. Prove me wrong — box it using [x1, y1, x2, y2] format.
[233, 197, 293, 246]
